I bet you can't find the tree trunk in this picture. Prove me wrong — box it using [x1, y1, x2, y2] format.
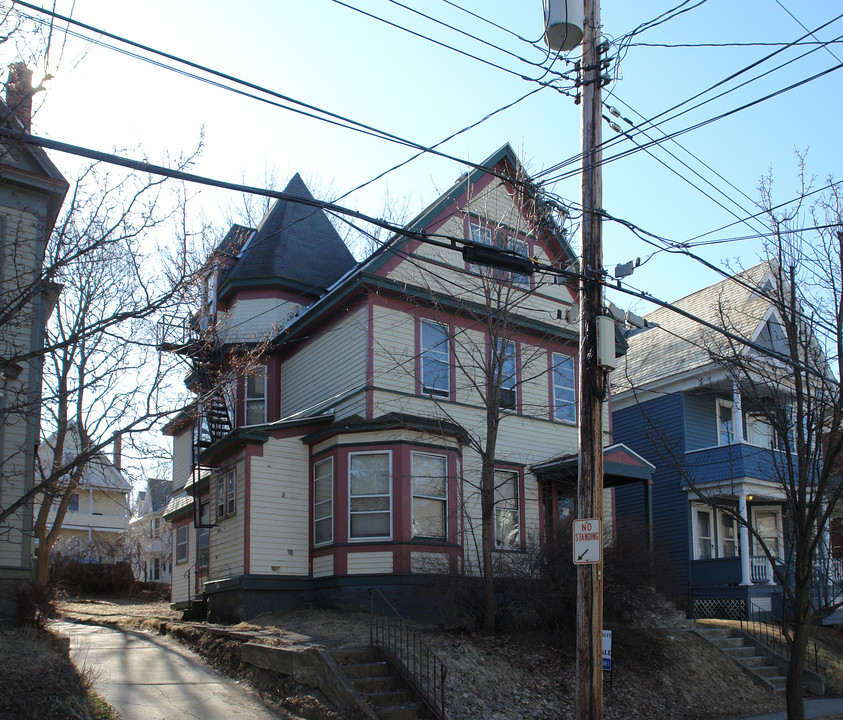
[480, 458, 496, 635]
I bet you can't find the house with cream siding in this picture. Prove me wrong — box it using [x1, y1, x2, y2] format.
[0, 64, 68, 622]
[129, 478, 173, 584]
[162, 144, 651, 621]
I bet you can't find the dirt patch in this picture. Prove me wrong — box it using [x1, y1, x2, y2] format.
[55, 597, 794, 720]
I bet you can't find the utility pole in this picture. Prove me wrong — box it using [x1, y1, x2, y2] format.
[576, 0, 605, 717]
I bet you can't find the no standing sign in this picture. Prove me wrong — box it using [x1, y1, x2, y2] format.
[572, 517, 602, 565]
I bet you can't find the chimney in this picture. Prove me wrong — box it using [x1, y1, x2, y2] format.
[113, 433, 122, 471]
[6, 63, 33, 132]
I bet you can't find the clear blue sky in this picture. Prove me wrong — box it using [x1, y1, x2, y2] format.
[11, 0, 843, 312]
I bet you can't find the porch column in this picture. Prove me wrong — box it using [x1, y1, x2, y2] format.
[643, 479, 654, 562]
[732, 381, 744, 443]
[739, 491, 752, 585]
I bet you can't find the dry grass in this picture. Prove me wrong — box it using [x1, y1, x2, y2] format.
[0, 626, 117, 720]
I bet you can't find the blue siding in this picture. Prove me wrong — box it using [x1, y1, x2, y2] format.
[683, 444, 787, 486]
[683, 393, 717, 451]
[614, 394, 691, 594]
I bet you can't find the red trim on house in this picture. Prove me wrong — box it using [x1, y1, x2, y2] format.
[243, 442, 265, 574]
[366, 299, 374, 419]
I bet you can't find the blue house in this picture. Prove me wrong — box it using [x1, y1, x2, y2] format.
[612, 263, 842, 621]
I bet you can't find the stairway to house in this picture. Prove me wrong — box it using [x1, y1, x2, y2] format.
[695, 627, 788, 694]
[330, 647, 436, 720]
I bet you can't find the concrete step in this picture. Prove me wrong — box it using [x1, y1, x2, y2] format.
[737, 654, 770, 668]
[330, 647, 381, 665]
[342, 661, 392, 679]
[377, 702, 432, 720]
[352, 674, 403, 694]
[724, 646, 757, 659]
[368, 689, 416, 708]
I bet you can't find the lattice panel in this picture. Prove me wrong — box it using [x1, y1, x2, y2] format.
[693, 598, 746, 620]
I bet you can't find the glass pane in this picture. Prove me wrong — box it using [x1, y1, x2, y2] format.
[494, 471, 517, 505]
[719, 512, 736, 557]
[350, 453, 390, 495]
[553, 354, 576, 422]
[351, 497, 390, 512]
[719, 403, 733, 444]
[247, 369, 265, 398]
[413, 454, 447, 498]
[413, 498, 445, 538]
[496, 508, 519, 547]
[315, 517, 332, 544]
[351, 512, 390, 538]
[754, 510, 779, 556]
[246, 399, 265, 425]
[315, 478, 332, 504]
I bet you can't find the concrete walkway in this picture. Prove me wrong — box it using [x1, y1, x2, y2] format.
[54, 619, 292, 720]
[731, 698, 843, 720]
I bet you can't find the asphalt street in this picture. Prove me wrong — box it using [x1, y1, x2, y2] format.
[54, 620, 289, 720]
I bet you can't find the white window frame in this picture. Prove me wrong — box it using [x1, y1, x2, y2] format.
[175, 525, 188, 565]
[552, 352, 576, 423]
[494, 469, 521, 549]
[216, 468, 236, 520]
[495, 340, 518, 411]
[348, 450, 392, 541]
[244, 365, 267, 426]
[420, 320, 450, 399]
[692, 505, 714, 560]
[411, 451, 447, 540]
[313, 457, 334, 546]
[717, 399, 734, 446]
[746, 412, 777, 449]
[751, 505, 782, 560]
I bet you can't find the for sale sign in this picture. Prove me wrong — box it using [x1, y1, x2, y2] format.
[572, 518, 602, 565]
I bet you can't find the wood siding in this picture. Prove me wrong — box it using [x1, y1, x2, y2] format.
[248, 436, 310, 575]
[209, 459, 246, 581]
[684, 393, 717, 451]
[172, 429, 193, 491]
[281, 305, 367, 417]
[347, 551, 393, 574]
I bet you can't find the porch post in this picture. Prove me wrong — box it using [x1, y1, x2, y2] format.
[732, 381, 744, 443]
[739, 491, 752, 585]
[644, 479, 654, 561]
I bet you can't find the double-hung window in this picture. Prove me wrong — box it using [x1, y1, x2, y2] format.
[216, 468, 236, 520]
[349, 451, 391, 540]
[245, 366, 267, 426]
[494, 470, 520, 548]
[411, 452, 447, 539]
[495, 340, 517, 411]
[552, 353, 576, 422]
[420, 320, 450, 399]
[313, 457, 333, 545]
[504, 235, 531, 288]
[175, 525, 188, 564]
[468, 221, 494, 274]
[717, 399, 734, 445]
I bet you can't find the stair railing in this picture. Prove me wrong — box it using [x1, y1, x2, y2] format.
[369, 588, 447, 720]
[741, 600, 819, 673]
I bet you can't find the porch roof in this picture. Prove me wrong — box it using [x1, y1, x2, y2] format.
[531, 442, 655, 487]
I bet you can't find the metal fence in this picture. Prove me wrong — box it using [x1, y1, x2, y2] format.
[369, 588, 447, 720]
[741, 600, 818, 674]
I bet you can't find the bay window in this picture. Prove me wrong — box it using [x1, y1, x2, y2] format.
[314, 457, 333, 545]
[411, 452, 447, 539]
[349, 451, 391, 540]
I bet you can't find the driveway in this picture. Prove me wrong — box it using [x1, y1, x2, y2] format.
[55, 620, 290, 720]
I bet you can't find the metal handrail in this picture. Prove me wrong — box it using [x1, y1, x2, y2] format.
[741, 600, 819, 674]
[369, 588, 447, 720]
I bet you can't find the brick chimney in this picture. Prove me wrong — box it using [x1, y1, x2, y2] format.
[6, 63, 32, 131]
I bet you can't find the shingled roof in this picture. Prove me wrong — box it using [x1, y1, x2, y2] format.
[219, 173, 356, 299]
[615, 262, 776, 393]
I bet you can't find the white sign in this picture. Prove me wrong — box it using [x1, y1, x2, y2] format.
[572, 517, 602, 565]
[602, 629, 612, 671]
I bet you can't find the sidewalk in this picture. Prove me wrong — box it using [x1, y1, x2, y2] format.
[731, 698, 843, 720]
[55, 619, 292, 720]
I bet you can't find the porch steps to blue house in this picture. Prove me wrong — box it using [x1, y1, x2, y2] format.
[695, 627, 792, 695]
[330, 647, 435, 720]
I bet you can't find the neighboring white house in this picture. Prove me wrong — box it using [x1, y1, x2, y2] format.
[0, 63, 68, 622]
[129, 478, 173, 584]
[36, 427, 131, 563]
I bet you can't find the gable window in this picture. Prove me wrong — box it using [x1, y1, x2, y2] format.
[349, 451, 391, 540]
[717, 400, 734, 445]
[175, 525, 188, 564]
[494, 340, 517, 411]
[216, 468, 236, 520]
[552, 353, 576, 422]
[245, 366, 267, 426]
[411, 452, 447, 539]
[503, 235, 531, 288]
[314, 457, 333, 546]
[494, 469, 520, 548]
[420, 320, 450, 399]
